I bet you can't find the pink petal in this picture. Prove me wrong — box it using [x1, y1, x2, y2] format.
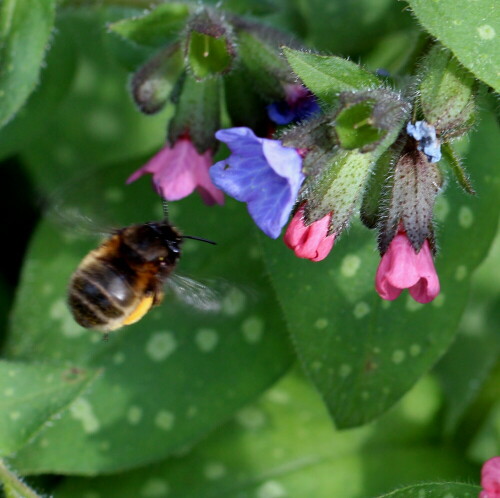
[284, 205, 334, 262]
[408, 240, 440, 303]
[376, 233, 420, 300]
[481, 457, 500, 497]
[284, 206, 309, 249]
[127, 139, 224, 205]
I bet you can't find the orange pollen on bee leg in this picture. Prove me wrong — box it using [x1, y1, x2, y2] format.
[122, 295, 155, 326]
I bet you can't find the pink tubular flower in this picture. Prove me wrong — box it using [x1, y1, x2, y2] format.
[375, 231, 440, 303]
[480, 457, 500, 498]
[284, 204, 335, 262]
[127, 138, 224, 205]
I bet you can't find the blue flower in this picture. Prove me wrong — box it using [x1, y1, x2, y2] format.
[267, 84, 320, 125]
[210, 127, 304, 238]
[406, 121, 442, 163]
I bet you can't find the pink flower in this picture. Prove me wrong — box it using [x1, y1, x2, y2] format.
[480, 457, 500, 498]
[284, 204, 335, 262]
[375, 231, 440, 303]
[127, 138, 224, 205]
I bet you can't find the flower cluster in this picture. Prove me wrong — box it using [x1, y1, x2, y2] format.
[125, 12, 476, 307]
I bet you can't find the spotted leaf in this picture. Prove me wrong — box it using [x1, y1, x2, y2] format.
[0, 361, 99, 457]
[55, 372, 477, 497]
[5, 162, 293, 474]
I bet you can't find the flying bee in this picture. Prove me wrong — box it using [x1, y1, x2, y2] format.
[67, 219, 216, 333]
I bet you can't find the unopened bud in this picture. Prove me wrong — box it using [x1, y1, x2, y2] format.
[131, 44, 183, 114]
[419, 45, 476, 138]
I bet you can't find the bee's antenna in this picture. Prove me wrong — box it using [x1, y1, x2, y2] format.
[162, 198, 169, 221]
[183, 235, 217, 245]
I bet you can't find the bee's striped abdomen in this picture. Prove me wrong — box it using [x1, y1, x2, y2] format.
[68, 255, 139, 331]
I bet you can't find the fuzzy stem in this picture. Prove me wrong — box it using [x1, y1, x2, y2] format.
[0, 460, 45, 498]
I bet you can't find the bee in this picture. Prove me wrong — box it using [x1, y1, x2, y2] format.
[67, 220, 215, 333]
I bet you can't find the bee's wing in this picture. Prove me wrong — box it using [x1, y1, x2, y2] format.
[41, 167, 123, 239]
[165, 274, 226, 312]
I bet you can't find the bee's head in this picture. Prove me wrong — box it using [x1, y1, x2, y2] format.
[121, 222, 182, 265]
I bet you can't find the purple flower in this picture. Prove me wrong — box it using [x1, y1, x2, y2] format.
[406, 121, 442, 163]
[267, 84, 320, 125]
[210, 127, 304, 238]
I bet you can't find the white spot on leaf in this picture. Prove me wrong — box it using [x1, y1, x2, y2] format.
[458, 206, 474, 228]
[477, 24, 495, 40]
[145, 332, 177, 361]
[221, 287, 247, 316]
[70, 398, 100, 433]
[353, 302, 370, 319]
[204, 461, 227, 480]
[155, 410, 175, 431]
[340, 254, 361, 277]
[236, 407, 266, 430]
[392, 350, 406, 364]
[241, 316, 264, 343]
[314, 318, 328, 329]
[141, 478, 170, 497]
[256, 480, 287, 498]
[195, 329, 219, 352]
[127, 406, 143, 425]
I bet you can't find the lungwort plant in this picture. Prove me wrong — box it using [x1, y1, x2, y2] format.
[0, 0, 499, 496]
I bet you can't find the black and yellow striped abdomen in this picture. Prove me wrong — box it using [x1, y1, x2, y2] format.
[67, 223, 182, 332]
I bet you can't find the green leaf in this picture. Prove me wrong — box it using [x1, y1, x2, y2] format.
[0, 360, 99, 457]
[0, 0, 56, 128]
[0, 460, 44, 498]
[406, 0, 500, 92]
[283, 48, 381, 105]
[4, 162, 293, 474]
[376, 482, 481, 497]
[108, 3, 190, 48]
[17, 10, 172, 192]
[55, 372, 477, 497]
[261, 107, 500, 428]
[0, 14, 77, 161]
[291, 0, 414, 56]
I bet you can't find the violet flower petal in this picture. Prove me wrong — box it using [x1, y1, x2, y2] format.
[211, 127, 304, 238]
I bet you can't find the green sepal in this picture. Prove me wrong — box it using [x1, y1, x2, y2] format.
[335, 100, 386, 149]
[442, 142, 476, 195]
[360, 149, 396, 229]
[237, 30, 291, 100]
[304, 148, 377, 235]
[283, 47, 381, 105]
[130, 43, 183, 114]
[107, 3, 190, 48]
[333, 89, 409, 151]
[419, 44, 477, 138]
[184, 10, 235, 80]
[168, 72, 221, 152]
[378, 147, 443, 254]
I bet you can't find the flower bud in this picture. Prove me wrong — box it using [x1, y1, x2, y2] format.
[184, 8, 236, 80]
[130, 44, 183, 114]
[418, 44, 476, 139]
[377, 143, 443, 255]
